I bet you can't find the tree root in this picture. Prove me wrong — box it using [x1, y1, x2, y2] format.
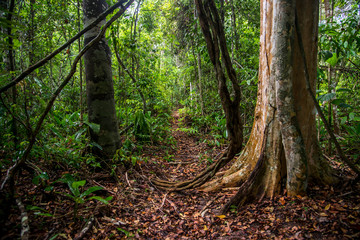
[220, 150, 267, 214]
[16, 197, 29, 240]
[152, 148, 237, 191]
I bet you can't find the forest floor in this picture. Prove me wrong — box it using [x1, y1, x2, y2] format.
[3, 111, 360, 239]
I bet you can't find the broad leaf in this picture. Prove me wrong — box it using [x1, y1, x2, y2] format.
[318, 93, 336, 102]
[88, 195, 113, 204]
[336, 88, 351, 92]
[80, 186, 103, 198]
[84, 121, 100, 134]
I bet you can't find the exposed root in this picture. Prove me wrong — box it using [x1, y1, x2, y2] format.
[220, 150, 267, 214]
[152, 148, 237, 191]
[16, 197, 29, 240]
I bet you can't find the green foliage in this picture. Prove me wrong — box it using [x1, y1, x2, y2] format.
[57, 174, 113, 219]
[316, 2, 360, 161]
[134, 110, 151, 142]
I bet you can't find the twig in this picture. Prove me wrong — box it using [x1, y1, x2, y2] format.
[165, 198, 179, 215]
[295, 11, 360, 178]
[16, 198, 29, 240]
[200, 198, 216, 216]
[114, 48, 147, 112]
[158, 193, 168, 211]
[0, 0, 128, 94]
[119, 123, 134, 136]
[166, 161, 196, 165]
[73, 216, 94, 240]
[338, 191, 354, 198]
[91, 180, 116, 195]
[0, 94, 33, 137]
[125, 172, 132, 189]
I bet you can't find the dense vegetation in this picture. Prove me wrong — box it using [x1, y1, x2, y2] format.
[0, 0, 359, 239]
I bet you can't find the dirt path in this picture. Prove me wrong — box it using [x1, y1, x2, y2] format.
[5, 110, 360, 239]
[108, 111, 360, 239]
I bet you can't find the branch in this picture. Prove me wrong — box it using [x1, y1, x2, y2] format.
[348, 59, 360, 72]
[0, 94, 33, 138]
[295, 11, 360, 178]
[0, 0, 128, 94]
[0, 0, 134, 191]
[114, 47, 147, 112]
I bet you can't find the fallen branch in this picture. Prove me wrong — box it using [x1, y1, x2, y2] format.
[0, 0, 128, 94]
[295, 11, 360, 178]
[73, 216, 95, 240]
[16, 198, 29, 240]
[125, 172, 132, 189]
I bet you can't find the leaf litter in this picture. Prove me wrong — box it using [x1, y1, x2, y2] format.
[2, 111, 360, 239]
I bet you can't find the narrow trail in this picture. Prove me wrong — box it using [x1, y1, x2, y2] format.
[158, 110, 223, 182]
[6, 110, 360, 239]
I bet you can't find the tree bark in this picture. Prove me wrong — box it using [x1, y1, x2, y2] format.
[83, 0, 121, 157]
[201, 0, 334, 204]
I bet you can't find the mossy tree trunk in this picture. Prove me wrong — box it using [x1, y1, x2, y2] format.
[83, 0, 120, 157]
[200, 0, 334, 210]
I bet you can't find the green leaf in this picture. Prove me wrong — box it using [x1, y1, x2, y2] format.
[44, 186, 54, 192]
[322, 50, 333, 61]
[72, 180, 86, 190]
[90, 142, 103, 150]
[49, 234, 60, 240]
[318, 93, 336, 102]
[80, 186, 103, 198]
[331, 99, 344, 105]
[336, 88, 351, 92]
[326, 52, 338, 66]
[13, 38, 22, 48]
[88, 196, 112, 204]
[63, 192, 76, 200]
[338, 103, 352, 108]
[34, 212, 53, 217]
[26, 205, 45, 211]
[349, 112, 355, 121]
[84, 121, 100, 134]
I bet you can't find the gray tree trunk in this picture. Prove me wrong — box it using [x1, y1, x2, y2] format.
[83, 0, 120, 157]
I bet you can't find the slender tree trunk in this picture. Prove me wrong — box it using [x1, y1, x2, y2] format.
[201, 0, 334, 204]
[193, 3, 204, 115]
[197, 51, 204, 115]
[83, 0, 121, 157]
[6, 0, 17, 150]
[77, 0, 84, 121]
[195, 0, 243, 155]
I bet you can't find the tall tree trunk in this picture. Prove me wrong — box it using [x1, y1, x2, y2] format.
[77, 0, 84, 121]
[197, 51, 204, 115]
[6, 0, 17, 150]
[83, 0, 121, 157]
[201, 0, 334, 205]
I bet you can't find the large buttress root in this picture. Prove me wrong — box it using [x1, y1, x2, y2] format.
[152, 145, 239, 191]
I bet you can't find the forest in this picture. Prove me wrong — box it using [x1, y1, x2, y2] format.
[0, 0, 359, 239]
